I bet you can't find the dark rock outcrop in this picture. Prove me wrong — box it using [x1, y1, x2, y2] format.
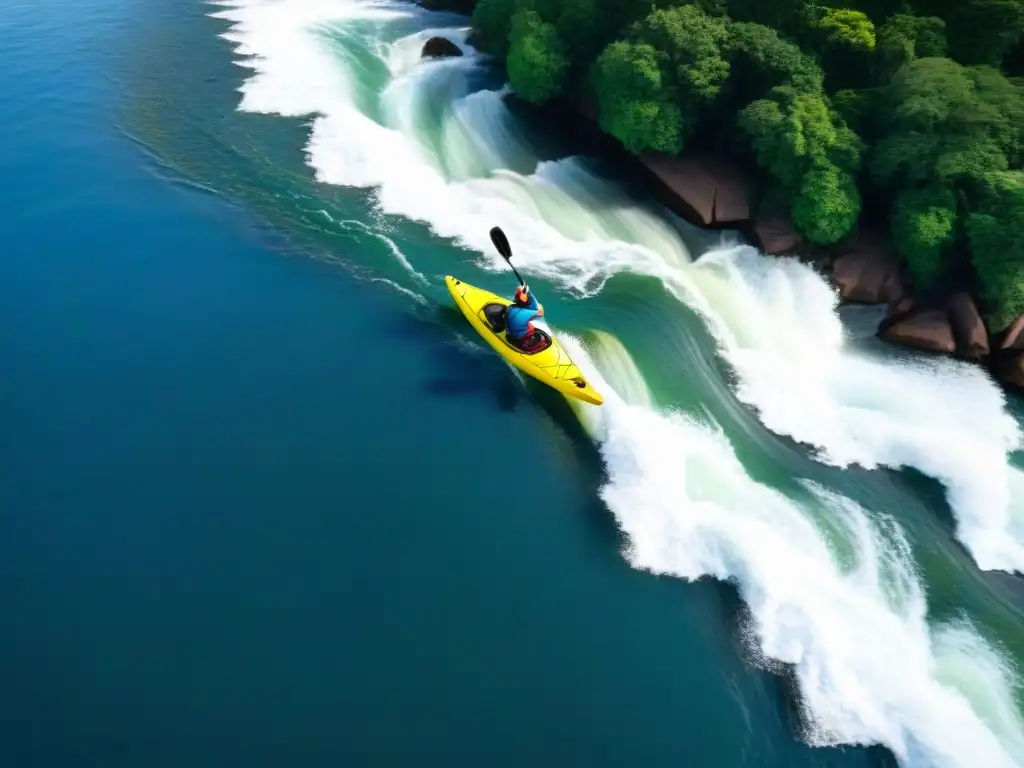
[421, 36, 463, 59]
[946, 292, 989, 361]
[752, 215, 801, 255]
[638, 152, 752, 227]
[420, 0, 475, 13]
[827, 230, 904, 304]
[994, 355, 1024, 389]
[878, 309, 957, 355]
[996, 313, 1024, 352]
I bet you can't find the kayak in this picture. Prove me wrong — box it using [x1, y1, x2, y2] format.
[445, 275, 604, 406]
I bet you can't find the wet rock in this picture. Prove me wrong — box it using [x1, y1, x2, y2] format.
[421, 36, 463, 59]
[638, 152, 752, 227]
[828, 230, 904, 304]
[994, 353, 1024, 390]
[878, 309, 956, 355]
[753, 214, 801, 255]
[997, 312, 1024, 351]
[946, 292, 989, 361]
[885, 296, 915, 321]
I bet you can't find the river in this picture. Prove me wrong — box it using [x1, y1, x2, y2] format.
[3, 0, 1024, 765]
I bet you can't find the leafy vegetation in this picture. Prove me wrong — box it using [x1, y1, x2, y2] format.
[465, 0, 1024, 328]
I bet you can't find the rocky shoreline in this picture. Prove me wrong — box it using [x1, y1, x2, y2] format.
[421, 33, 1024, 393]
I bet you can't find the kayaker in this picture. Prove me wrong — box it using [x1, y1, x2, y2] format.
[506, 284, 543, 349]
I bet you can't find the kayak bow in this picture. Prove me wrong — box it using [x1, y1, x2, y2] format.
[445, 275, 604, 406]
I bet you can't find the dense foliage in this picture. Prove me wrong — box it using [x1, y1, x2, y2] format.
[468, 0, 1024, 327]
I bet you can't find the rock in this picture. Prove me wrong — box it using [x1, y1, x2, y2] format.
[885, 296, 915, 321]
[638, 152, 752, 227]
[420, 0, 475, 12]
[998, 313, 1024, 351]
[878, 309, 957, 355]
[421, 36, 463, 59]
[753, 215, 801, 255]
[994, 353, 1024, 390]
[828, 230, 904, 304]
[945, 292, 989, 361]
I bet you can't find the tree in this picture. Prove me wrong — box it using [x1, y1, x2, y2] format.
[471, 0, 518, 57]
[738, 85, 862, 191]
[870, 57, 1015, 189]
[792, 165, 862, 245]
[591, 41, 684, 154]
[556, 0, 619, 65]
[966, 171, 1024, 329]
[814, 8, 877, 53]
[874, 13, 947, 79]
[721, 22, 824, 110]
[948, 1, 1024, 68]
[507, 10, 570, 104]
[628, 6, 731, 118]
[890, 185, 958, 290]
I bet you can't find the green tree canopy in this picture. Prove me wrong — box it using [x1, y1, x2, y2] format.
[792, 165, 862, 245]
[874, 13, 947, 78]
[590, 41, 683, 154]
[471, 0, 517, 57]
[948, 1, 1024, 67]
[870, 57, 1021, 189]
[890, 185, 958, 290]
[814, 8, 877, 52]
[628, 6, 731, 109]
[739, 85, 862, 190]
[721, 22, 824, 109]
[966, 171, 1024, 328]
[507, 10, 570, 104]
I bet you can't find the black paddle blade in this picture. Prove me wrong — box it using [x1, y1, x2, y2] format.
[489, 226, 512, 260]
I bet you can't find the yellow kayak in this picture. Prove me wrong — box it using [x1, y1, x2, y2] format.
[445, 275, 603, 406]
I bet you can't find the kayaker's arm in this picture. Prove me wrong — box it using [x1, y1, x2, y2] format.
[521, 287, 542, 315]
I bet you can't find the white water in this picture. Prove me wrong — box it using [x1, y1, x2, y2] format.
[563, 332, 1024, 767]
[210, 0, 1024, 763]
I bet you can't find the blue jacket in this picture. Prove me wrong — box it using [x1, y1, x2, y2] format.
[506, 291, 540, 339]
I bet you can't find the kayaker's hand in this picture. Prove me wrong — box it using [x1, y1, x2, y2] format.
[536, 304, 544, 316]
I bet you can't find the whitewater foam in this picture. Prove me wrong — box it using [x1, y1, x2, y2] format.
[561, 332, 1024, 768]
[666, 245, 1024, 573]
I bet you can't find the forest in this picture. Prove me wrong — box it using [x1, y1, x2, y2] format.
[461, 0, 1024, 330]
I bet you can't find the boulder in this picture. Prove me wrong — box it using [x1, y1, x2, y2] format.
[885, 296, 915, 321]
[638, 152, 752, 227]
[828, 230, 904, 304]
[421, 36, 463, 59]
[752, 214, 801, 255]
[997, 312, 1024, 352]
[878, 309, 957, 355]
[946, 292, 989, 361]
[994, 354, 1024, 390]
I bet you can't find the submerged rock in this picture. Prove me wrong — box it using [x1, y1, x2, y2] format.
[946, 292, 989, 361]
[421, 36, 463, 59]
[878, 309, 957, 355]
[638, 152, 752, 227]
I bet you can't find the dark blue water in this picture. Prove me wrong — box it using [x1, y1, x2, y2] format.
[0, 1, 899, 765]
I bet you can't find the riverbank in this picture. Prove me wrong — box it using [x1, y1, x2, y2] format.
[417, 0, 1024, 393]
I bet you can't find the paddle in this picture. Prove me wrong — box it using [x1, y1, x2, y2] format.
[489, 226, 526, 288]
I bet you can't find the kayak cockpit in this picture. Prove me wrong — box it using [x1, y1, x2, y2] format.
[479, 303, 553, 355]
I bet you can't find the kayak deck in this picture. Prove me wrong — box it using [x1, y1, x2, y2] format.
[445, 276, 603, 406]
